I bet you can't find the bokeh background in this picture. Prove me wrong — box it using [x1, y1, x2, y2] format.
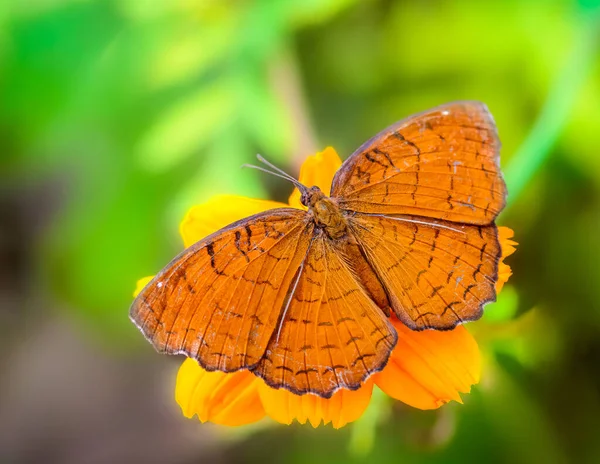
[1, 0, 600, 463]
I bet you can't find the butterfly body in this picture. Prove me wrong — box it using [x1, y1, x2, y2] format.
[303, 186, 348, 239]
[131, 101, 507, 398]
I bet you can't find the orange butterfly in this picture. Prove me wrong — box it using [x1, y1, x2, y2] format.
[130, 101, 507, 398]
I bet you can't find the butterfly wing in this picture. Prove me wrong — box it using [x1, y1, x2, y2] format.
[130, 208, 315, 373]
[253, 230, 397, 397]
[348, 213, 501, 330]
[331, 101, 506, 225]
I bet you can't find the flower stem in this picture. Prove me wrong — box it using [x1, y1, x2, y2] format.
[269, 48, 319, 169]
[349, 387, 391, 456]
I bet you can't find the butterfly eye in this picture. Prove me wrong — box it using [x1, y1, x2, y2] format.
[300, 191, 311, 207]
[301, 187, 316, 207]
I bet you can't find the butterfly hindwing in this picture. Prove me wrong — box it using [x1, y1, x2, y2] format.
[254, 231, 396, 397]
[348, 213, 501, 330]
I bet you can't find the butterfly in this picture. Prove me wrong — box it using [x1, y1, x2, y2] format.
[130, 101, 507, 399]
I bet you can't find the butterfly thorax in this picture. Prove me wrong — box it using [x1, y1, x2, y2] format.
[302, 186, 347, 240]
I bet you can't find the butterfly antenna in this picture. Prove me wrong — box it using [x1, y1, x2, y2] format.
[242, 155, 308, 193]
[255, 155, 296, 180]
[241, 163, 299, 186]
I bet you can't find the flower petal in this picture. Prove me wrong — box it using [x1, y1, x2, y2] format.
[496, 226, 518, 293]
[288, 147, 343, 209]
[373, 320, 481, 410]
[175, 358, 265, 426]
[258, 380, 373, 429]
[179, 194, 288, 247]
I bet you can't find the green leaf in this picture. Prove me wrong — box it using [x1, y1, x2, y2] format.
[135, 80, 236, 172]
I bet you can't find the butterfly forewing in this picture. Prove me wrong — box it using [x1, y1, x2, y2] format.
[331, 101, 506, 225]
[130, 208, 314, 372]
[348, 213, 501, 330]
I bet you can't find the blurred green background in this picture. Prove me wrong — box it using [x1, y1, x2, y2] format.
[1, 0, 599, 463]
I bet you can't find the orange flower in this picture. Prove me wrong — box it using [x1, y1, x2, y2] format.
[134, 148, 516, 428]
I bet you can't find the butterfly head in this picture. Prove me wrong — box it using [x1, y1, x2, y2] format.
[300, 185, 325, 208]
[243, 155, 347, 239]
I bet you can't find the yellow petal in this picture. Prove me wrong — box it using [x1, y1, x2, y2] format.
[133, 275, 155, 297]
[496, 226, 518, 293]
[175, 358, 265, 426]
[374, 319, 481, 410]
[288, 147, 343, 209]
[258, 380, 373, 429]
[179, 194, 288, 247]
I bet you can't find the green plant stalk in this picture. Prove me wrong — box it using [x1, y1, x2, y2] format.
[504, 6, 600, 207]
